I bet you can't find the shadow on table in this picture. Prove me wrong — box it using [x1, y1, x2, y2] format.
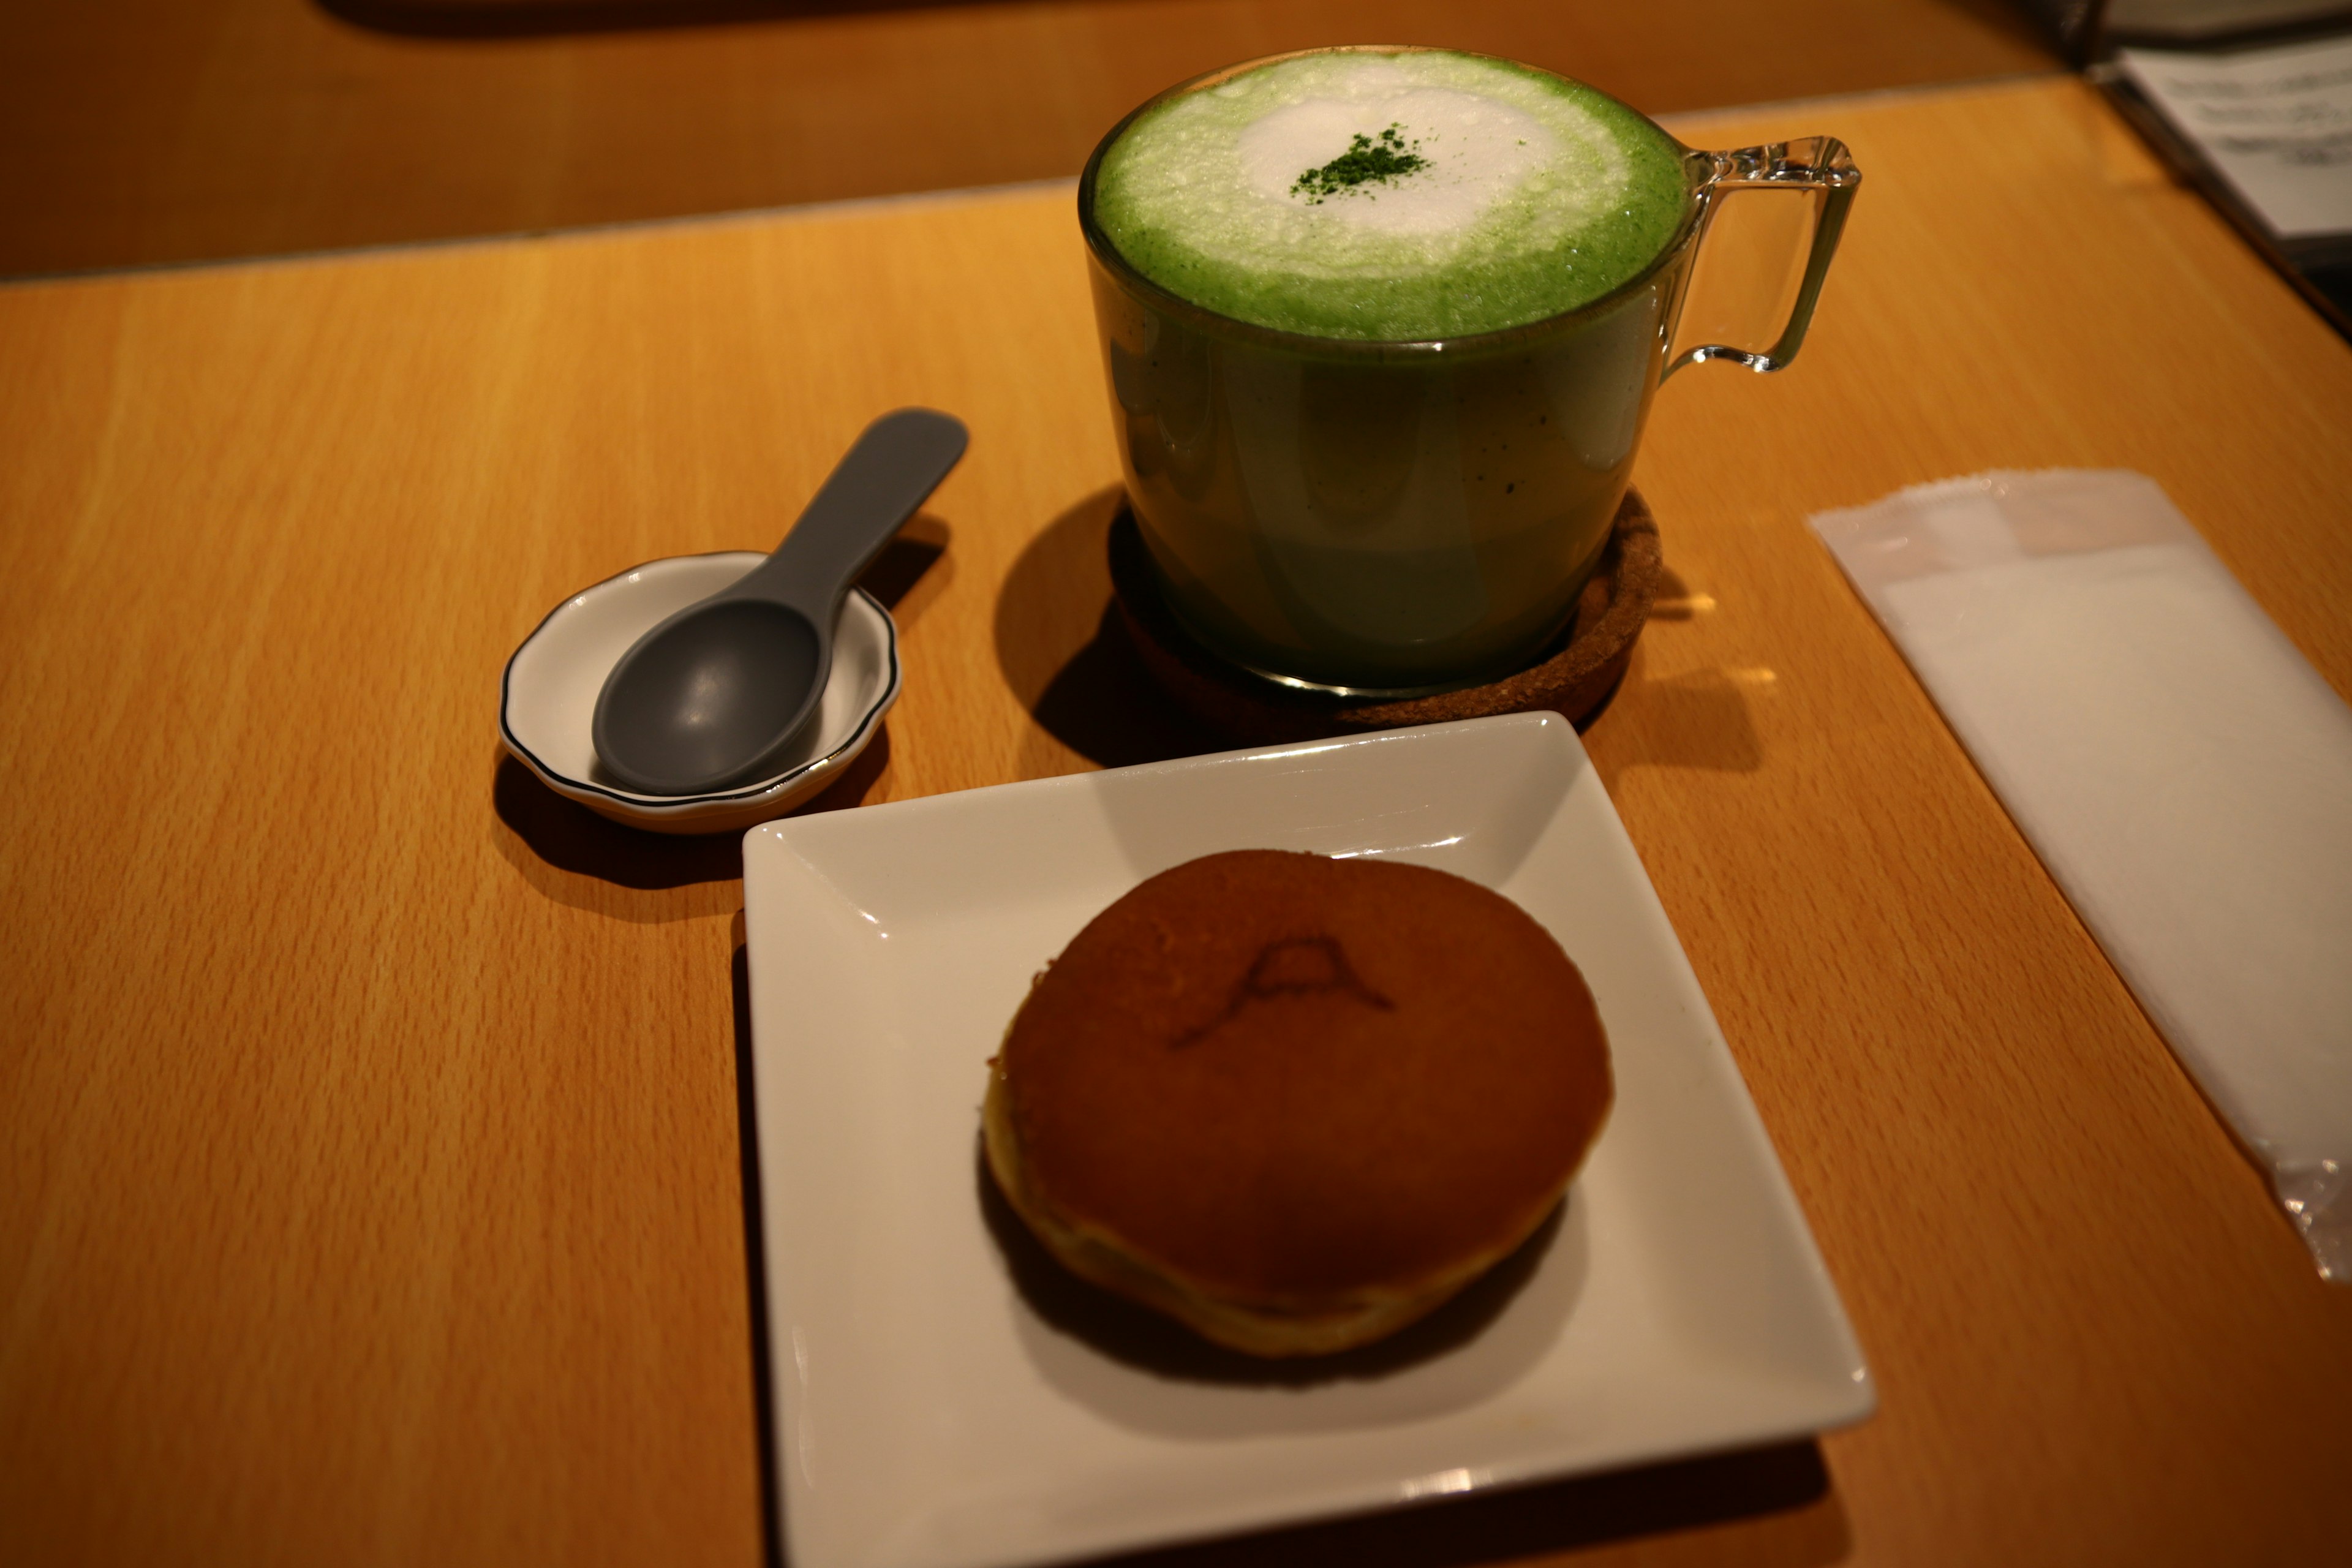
[731, 939, 791, 1568]
[997, 488, 1664, 767]
[726, 945, 1845, 1568]
[320, 0, 997, 39]
[994, 488, 1245, 771]
[489, 732, 891, 916]
[1580, 566, 1766, 795]
[862, 514, 954, 633]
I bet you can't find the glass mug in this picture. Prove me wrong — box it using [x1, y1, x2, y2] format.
[1080, 47, 1861, 695]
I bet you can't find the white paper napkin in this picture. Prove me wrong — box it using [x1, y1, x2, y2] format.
[1810, 470, 2352, 1281]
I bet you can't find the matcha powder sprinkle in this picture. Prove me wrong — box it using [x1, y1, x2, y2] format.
[1291, 124, 1428, 203]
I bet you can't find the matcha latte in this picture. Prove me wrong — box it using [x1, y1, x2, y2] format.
[1079, 48, 1857, 693]
[1090, 50, 1688, 341]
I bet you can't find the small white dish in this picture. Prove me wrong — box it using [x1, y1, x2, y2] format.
[500, 552, 899, 835]
[741, 712, 1874, 1568]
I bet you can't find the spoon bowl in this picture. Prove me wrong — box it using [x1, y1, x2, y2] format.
[595, 601, 822, 794]
[592, 409, 968, 795]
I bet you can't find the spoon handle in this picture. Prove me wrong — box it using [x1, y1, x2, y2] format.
[734, 409, 968, 619]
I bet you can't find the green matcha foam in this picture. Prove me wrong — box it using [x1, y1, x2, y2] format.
[1090, 50, 1689, 342]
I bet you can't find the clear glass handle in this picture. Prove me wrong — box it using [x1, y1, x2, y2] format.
[1665, 137, 1861, 377]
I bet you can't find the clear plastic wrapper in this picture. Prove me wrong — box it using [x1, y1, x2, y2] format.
[1812, 470, 2352, 1280]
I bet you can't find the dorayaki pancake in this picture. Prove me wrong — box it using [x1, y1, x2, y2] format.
[982, 848, 1611, 1355]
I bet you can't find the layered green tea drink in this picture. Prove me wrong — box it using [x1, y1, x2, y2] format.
[1080, 48, 1856, 694]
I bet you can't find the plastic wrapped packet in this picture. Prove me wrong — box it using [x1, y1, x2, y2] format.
[1810, 470, 2352, 1281]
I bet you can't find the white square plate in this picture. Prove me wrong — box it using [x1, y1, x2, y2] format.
[741, 714, 1871, 1568]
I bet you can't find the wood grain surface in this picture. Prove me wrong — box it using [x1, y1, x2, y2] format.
[4, 74, 2350, 1568]
[0, 0, 2053, 276]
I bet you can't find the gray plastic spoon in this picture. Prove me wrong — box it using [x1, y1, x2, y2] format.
[591, 408, 967, 796]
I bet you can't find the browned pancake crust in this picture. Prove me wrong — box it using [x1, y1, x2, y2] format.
[993, 850, 1611, 1314]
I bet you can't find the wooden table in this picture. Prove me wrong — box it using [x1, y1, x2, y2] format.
[5, 74, 2350, 1568]
[0, 0, 2053, 276]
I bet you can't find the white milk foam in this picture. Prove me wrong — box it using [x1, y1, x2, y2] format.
[1233, 80, 1559, 239]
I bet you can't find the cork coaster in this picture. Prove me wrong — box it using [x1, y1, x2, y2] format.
[1110, 488, 1661, 746]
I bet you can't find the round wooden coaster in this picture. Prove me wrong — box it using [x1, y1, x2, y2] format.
[1110, 488, 1660, 745]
